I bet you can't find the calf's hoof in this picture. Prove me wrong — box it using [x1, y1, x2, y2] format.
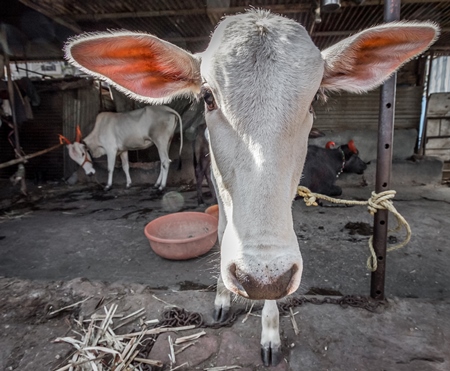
[104, 185, 112, 191]
[213, 305, 230, 323]
[261, 344, 282, 367]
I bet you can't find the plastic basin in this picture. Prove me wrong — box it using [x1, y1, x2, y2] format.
[144, 212, 218, 260]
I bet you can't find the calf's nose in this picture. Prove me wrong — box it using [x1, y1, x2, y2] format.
[227, 263, 300, 300]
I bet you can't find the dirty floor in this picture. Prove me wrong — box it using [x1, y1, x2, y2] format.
[1, 181, 449, 370]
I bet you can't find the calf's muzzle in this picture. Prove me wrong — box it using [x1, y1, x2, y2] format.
[226, 261, 302, 300]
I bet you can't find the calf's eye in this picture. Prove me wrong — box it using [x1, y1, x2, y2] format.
[201, 85, 217, 111]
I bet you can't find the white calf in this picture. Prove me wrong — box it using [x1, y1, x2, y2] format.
[64, 10, 438, 365]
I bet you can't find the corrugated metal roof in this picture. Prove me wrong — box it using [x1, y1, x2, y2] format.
[8, 0, 450, 60]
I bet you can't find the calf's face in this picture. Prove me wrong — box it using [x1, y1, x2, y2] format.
[64, 10, 438, 300]
[200, 13, 323, 299]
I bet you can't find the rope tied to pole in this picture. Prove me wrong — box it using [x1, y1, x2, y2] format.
[297, 186, 411, 272]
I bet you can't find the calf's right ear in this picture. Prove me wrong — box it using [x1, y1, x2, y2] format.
[64, 32, 202, 104]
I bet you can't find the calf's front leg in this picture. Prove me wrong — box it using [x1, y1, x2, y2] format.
[213, 275, 231, 322]
[261, 300, 282, 366]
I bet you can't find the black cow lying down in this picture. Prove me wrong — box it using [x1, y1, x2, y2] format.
[300, 140, 367, 196]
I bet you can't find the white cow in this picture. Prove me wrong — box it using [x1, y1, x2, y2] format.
[64, 10, 438, 366]
[59, 105, 183, 191]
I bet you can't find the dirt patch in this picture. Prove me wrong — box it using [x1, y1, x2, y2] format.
[344, 221, 373, 236]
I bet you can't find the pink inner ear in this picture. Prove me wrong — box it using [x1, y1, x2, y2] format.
[69, 35, 200, 99]
[353, 28, 436, 72]
[321, 25, 438, 93]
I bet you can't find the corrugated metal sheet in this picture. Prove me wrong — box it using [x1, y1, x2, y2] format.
[429, 56, 450, 94]
[62, 81, 100, 178]
[313, 86, 424, 131]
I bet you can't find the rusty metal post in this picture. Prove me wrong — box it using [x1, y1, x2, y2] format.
[370, 0, 401, 300]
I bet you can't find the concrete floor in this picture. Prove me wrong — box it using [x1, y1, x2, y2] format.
[1, 180, 450, 370]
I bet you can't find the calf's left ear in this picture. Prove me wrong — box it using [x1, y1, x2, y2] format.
[321, 22, 439, 93]
[65, 32, 202, 103]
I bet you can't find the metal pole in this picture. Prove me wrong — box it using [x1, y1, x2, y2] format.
[370, 0, 401, 300]
[419, 52, 434, 156]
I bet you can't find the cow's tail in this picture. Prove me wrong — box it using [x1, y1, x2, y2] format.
[174, 110, 183, 170]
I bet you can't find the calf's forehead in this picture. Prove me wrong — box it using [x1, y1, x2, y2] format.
[201, 11, 324, 121]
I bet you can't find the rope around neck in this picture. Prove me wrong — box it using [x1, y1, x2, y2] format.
[297, 186, 411, 272]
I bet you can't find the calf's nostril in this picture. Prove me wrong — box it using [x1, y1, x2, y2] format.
[228, 263, 249, 298]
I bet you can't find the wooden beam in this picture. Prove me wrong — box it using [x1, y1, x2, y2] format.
[0, 144, 63, 170]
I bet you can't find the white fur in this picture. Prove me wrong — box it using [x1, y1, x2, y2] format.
[64, 9, 439, 365]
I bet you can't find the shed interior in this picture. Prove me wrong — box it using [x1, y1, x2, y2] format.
[1, 0, 450, 186]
